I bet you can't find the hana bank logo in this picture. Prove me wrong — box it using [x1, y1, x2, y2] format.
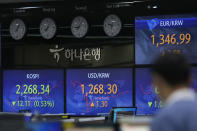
[147, 18, 159, 31]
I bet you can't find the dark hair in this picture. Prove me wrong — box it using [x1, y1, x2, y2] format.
[152, 54, 191, 86]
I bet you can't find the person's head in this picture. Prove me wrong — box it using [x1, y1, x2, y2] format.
[152, 54, 192, 101]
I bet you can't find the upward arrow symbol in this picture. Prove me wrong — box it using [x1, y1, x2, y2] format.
[90, 102, 95, 108]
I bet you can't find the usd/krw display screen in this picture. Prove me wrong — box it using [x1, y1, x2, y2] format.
[66, 68, 133, 116]
[135, 14, 197, 64]
[135, 68, 162, 115]
[3, 70, 64, 114]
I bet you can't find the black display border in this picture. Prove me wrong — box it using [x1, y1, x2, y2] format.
[65, 67, 134, 117]
[2, 6, 197, 117]
[0, 24, 2, 112]
[1, 68, 65, 114]
[134, 12, 197, 116]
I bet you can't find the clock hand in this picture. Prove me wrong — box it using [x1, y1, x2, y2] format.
[75, 20, 83, 30]
[74, 22, 82, 30]
[15, 24, 20, 32]
[74, 25, 80, 30]
[45, 25, 49, 32]
[108, 23, 113, 29]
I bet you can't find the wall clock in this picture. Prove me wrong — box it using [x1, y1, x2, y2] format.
[9, 18, 26, 40]
[71, 16, 88, 38]
[40, 18, 57, 39]
[103, 14, 122, 37]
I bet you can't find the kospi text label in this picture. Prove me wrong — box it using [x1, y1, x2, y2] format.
[26, 74, 39, 79]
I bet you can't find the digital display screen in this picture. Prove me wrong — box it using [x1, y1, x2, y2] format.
[66, 68, 133, 116]
[135, 14, 197, 64]
[25, 122, 62, 131]
[135, 68, 162, 115]
[191, 67, 197, 91]
[3, 69, 64, 114]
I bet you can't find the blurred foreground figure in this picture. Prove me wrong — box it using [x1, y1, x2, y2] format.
[151, 54, 197, 131]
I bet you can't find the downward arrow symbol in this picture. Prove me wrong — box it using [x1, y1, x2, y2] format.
[148, 102, 153, 108]
[12, 101, 16, 106]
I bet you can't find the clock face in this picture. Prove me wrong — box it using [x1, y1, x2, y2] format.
[71, 16, 88, 38]
[40, 18, 57, 39]
[9, 19, 26, 40]
[103, 15, 122, 37]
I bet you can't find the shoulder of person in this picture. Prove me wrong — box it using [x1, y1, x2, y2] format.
[152, 100, 197, 123]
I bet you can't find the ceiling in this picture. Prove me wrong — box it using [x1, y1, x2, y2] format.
[0, 0, 62, 3]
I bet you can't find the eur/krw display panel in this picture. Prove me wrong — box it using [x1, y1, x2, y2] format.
[191, 67, 197, 91]
[135, 68, 163, 115]
[3, 69, 64, 114]
[135, 14, 197, 65]
[66, 68, 133, 116]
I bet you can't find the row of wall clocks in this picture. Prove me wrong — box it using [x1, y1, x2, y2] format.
[9, 14, 122, 40]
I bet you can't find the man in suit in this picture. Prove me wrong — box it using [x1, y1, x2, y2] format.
[151, 54, 197, 131]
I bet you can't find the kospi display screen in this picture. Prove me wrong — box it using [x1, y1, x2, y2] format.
[135, 14, 197, 65]
[66, 68, 133, 116]
[135, 68, 162, 115]
[3, 69, 64, 114]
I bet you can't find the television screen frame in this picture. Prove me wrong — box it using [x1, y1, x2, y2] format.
[135, 14, 197, 65]
[135, 67, 162, 116]
[2, 68, 65, 114]
[65, 67, 134, 117]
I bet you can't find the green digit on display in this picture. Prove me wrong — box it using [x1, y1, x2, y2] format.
[41, 85, 45, 94]
[46, 85, 50, 94]
[16, 85, 20, 94]
[33, 85, 38, 94]
[28, 85, 33, 94]
[24, 85, 28, 94]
